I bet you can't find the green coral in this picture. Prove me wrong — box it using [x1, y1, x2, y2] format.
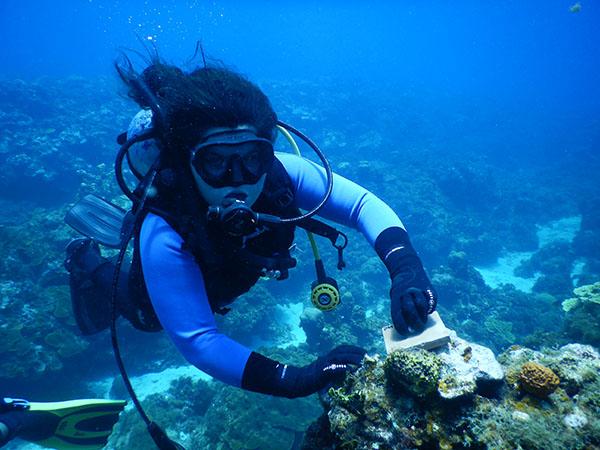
[562, 281, 600, 312]
[483, 317, 516, 346]
[562, 282, 600, 347]
[384, 349, 442, 398]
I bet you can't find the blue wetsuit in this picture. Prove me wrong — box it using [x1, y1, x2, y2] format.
[139, 153, 403, 387]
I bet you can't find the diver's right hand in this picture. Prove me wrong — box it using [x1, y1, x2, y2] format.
[280, 345, 366, 398]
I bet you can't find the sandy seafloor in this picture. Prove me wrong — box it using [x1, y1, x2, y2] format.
[475, 215, 582, 292]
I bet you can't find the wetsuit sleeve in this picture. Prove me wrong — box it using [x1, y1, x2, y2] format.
[139, 213, 251, 387]
[276, 152, 404, 245]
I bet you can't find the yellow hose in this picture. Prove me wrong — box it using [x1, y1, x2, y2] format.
[277, 125, 321, 261]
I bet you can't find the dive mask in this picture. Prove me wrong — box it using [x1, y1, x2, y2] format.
[190, 130, 274, 188]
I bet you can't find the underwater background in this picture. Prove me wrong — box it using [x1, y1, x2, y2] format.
[1, 1, 599, 448]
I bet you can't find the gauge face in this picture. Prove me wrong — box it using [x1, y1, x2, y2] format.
[312, 284, 340, 311]
[319, 293, 332, 305]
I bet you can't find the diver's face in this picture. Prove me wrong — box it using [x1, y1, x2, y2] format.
[192, 170, 267, 207]
[190, 126, 272, 207]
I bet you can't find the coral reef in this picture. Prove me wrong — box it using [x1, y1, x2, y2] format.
[562, 282, 600, 347]
[515, 241, 576, 299]
[562, 281, 600, 312]
[0, 78, 132, 205]
[202, 384, 319, 449]
[572, 198, 600, 284]
[302, 336, 600, 449]
[300, 301, 380, 354]
[518, 361, 560, 398]
[432, 251, 567, 352]
[218, 284, 294, 346]
[0, 206, 91, 381]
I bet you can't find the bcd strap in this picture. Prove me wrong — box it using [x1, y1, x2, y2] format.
[297, 218, 348, 270]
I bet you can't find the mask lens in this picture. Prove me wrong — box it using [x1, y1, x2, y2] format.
[197, 150, 228, 179]
[242, 143, 272, 177]
[191, 140, 273, 188]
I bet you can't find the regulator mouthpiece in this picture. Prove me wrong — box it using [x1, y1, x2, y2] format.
[207, 199, 259, 237]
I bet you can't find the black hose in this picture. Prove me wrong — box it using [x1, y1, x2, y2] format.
[109, 222, 149, 421]
[275, 120, 333, 224]
[109, 168, 158, 425]
[109, 165, 185, 450]
[115, 128, 155, 203]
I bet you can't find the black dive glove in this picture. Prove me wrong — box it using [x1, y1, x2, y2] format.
[375, 227, 437, 335]
[241, 345, 366, 398]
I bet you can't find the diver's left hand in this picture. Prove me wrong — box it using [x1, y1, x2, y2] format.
[390, 269, 437, 335]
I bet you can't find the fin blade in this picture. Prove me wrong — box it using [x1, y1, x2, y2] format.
[28, 399, 127, 414]
[27, 399, 127, 450]
[65, 195, 127, 248]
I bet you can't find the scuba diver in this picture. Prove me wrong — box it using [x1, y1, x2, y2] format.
[63, 57, 438, 448]
[0, 396, 125, 449]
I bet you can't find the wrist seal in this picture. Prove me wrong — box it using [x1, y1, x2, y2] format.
[241, 352, 305, 398]
[374, 227, 422, 279]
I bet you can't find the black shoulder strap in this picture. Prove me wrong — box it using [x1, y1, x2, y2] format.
[124, 214, 163, 332]
[264, 157, 349, 270]
[260, 158, 295, 211]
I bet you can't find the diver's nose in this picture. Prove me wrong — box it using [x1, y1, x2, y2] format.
[228, 155, 245, 186]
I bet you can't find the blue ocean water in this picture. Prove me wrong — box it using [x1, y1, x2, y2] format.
[1, 1, 599, 449]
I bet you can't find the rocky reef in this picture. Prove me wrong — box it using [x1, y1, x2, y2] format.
[302, 333, 600, 449]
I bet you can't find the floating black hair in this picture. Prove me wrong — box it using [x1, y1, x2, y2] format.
[188, 40, 207, 68]
[114, 52, 166, 133]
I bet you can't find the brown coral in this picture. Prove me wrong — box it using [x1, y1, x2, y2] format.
[518, 362, 560, 398]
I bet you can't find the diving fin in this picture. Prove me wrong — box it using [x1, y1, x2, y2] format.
[65, 195, 127, 248]
[20, 399, 127, 450]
